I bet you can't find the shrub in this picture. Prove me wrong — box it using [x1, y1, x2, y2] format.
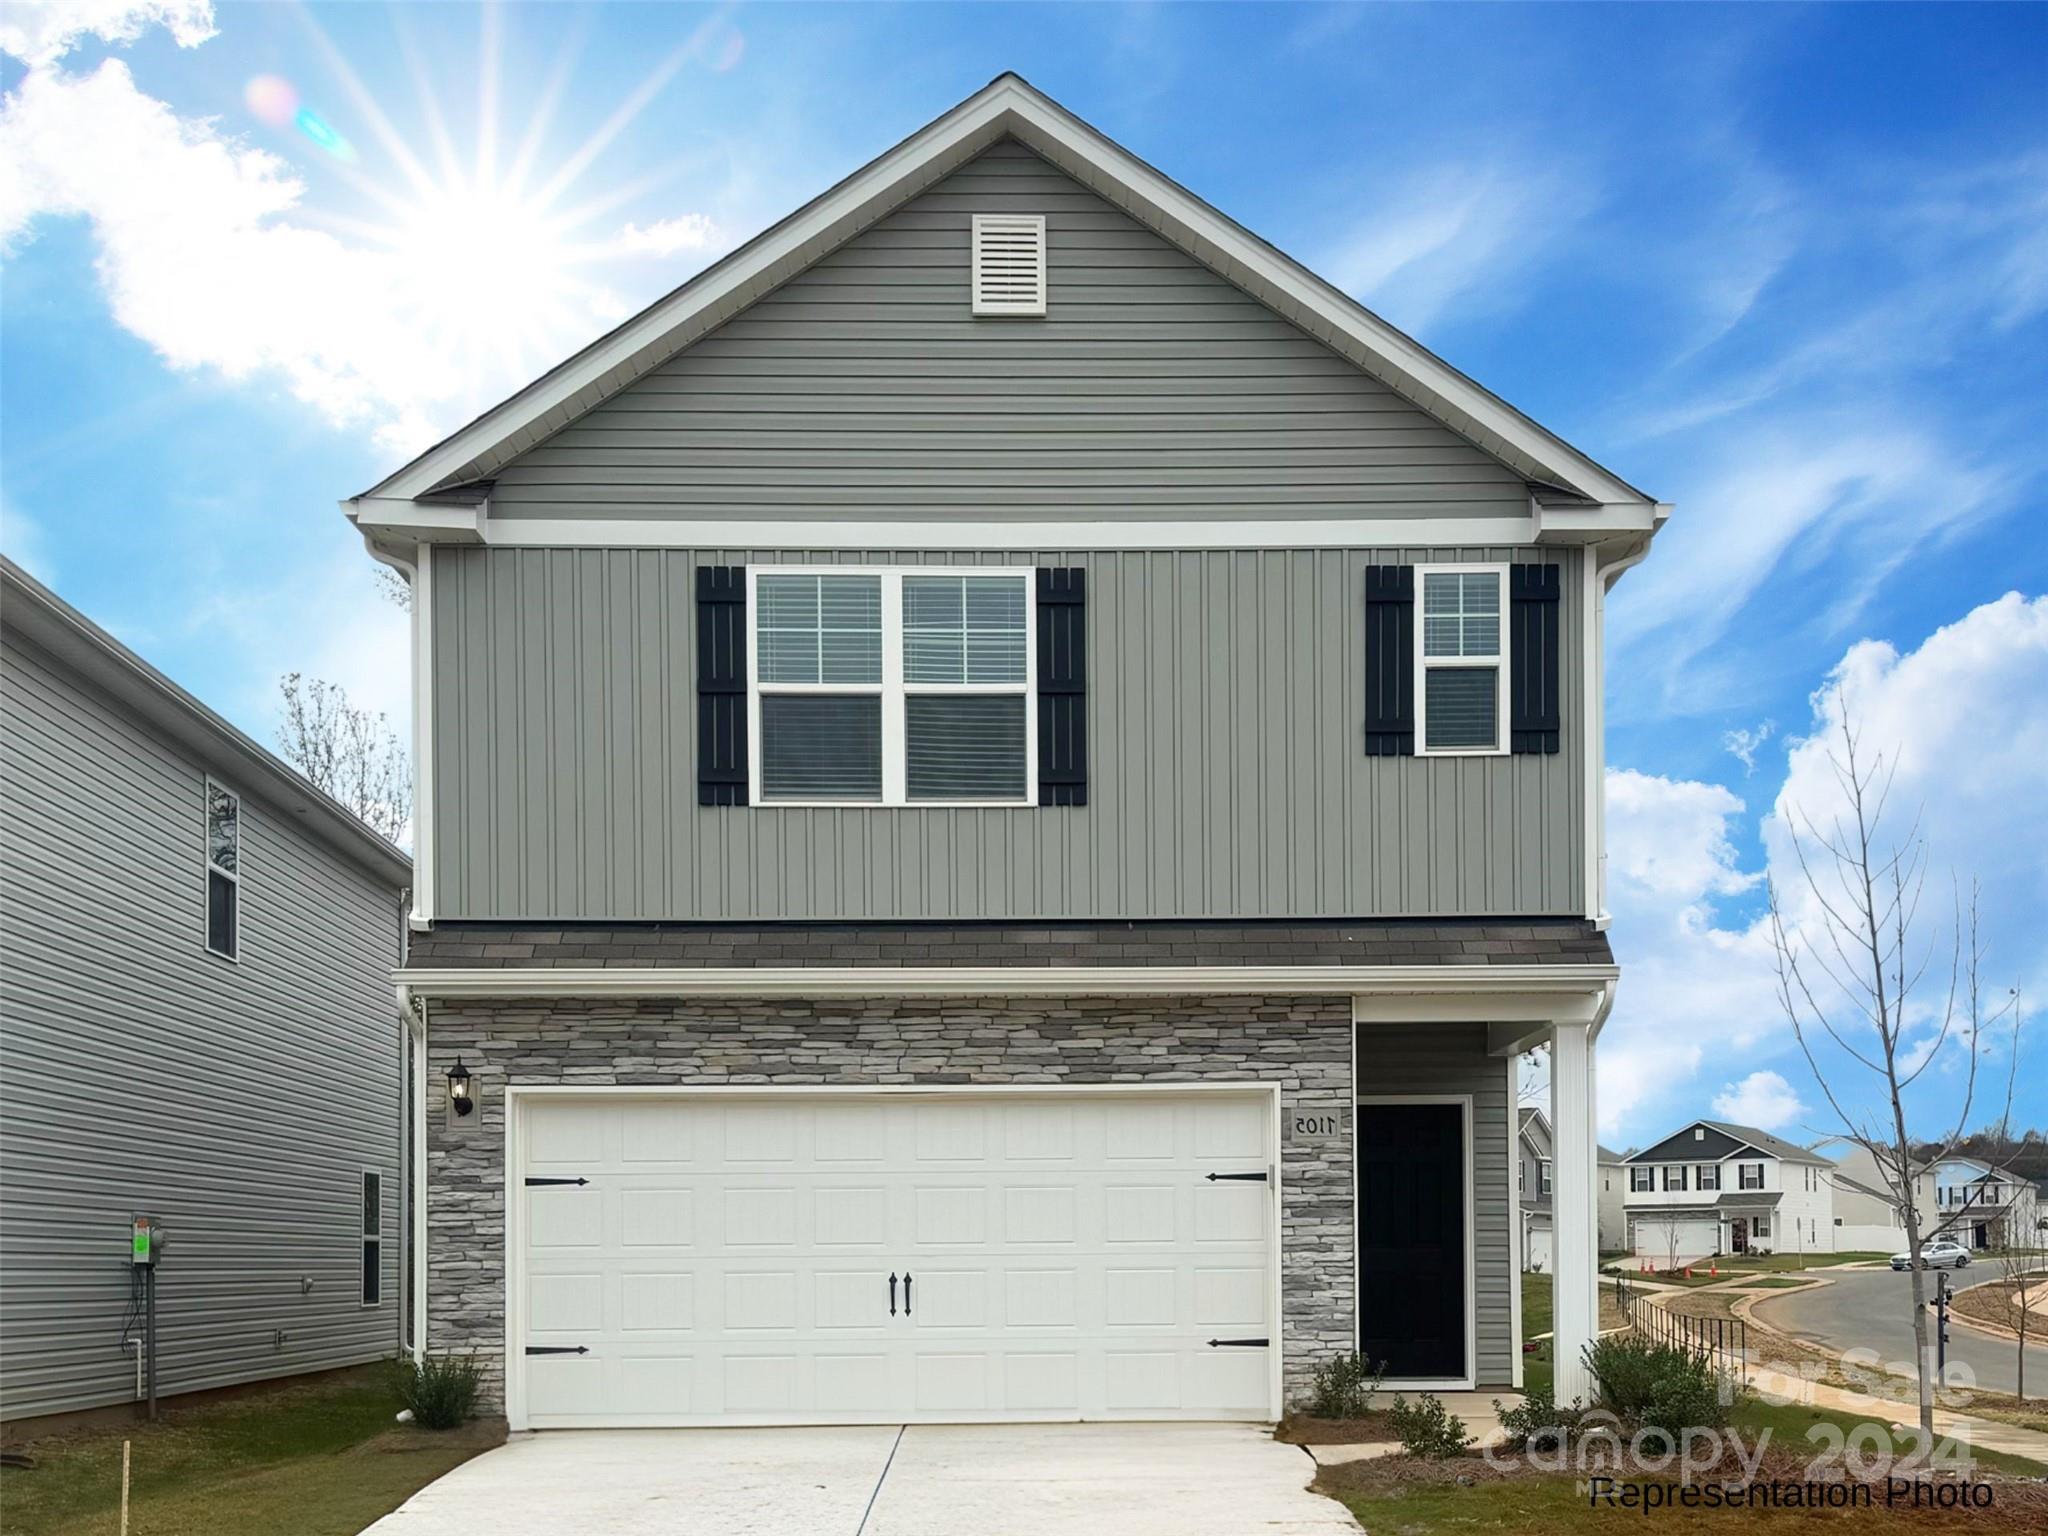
[1583, 1334, 1732, 1454]
[1306, 1351, 1386, 1419]
[394, 1352, 483, 1429]
[1492, 1386, 1591, 1453]
[1389, 1393, 1473, 1459]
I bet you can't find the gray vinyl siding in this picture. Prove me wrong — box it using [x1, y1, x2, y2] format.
[0, 634, 404, 1420]
[1356, 1023, 1515, 1385]
[429, 543, 1583, 922]
[485, 140, 1528, 524]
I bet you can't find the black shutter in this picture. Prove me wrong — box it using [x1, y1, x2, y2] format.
[696, 566, 748, 805]
[1510, 563, 1561, 755]
[1363, 565, 1414, 756]
[1036, 568, 1087, 806]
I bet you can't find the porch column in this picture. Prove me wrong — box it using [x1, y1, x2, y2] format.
[1549, 1019, 1598, 1404]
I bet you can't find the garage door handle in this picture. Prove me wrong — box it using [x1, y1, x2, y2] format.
[888, 1273, 898, 1315]
[1205, 1172, 1268, 1182]
[524, 1177, 589, 1187]
[903, 1272, 913, 1315]
[525, 1345, 589, 1356]
[1206, 1338, 1269, 1348]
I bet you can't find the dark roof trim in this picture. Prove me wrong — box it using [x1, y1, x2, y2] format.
[2, 558, 412, 890]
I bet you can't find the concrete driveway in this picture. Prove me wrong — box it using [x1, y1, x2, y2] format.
[362, 1422, 1356, 1536]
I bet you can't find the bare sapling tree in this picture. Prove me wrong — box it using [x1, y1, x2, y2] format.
[276, 673, 410, 843]
[1768, 700, 2019, 1440]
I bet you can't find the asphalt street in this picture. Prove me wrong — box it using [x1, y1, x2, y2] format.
[1756, 1264, 2047, 1398]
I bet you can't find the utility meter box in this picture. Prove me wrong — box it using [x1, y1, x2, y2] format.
[131, 1215, 162, 1267]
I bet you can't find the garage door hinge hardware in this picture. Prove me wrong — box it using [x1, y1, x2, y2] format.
[524, 1346, 589, 1356]
[523, 1177, 589, 1187]
[1206, 1338, 1270, 1348]
[1204, 1171, 1268, 1182]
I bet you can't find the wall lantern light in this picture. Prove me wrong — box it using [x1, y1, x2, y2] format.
[448, 1060, 475, 1117]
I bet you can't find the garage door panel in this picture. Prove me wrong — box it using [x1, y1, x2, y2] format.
[516, 1092, 1275, 1427]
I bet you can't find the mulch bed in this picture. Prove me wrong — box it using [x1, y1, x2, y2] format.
[1274, 1411, 1400, 1445]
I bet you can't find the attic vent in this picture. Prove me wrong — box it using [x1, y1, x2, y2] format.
[972, 214, 1047, 316]
[1694, 1128, 1705, 1141]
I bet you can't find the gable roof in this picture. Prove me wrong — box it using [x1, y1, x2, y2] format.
[352, 73, 1660, 532]
[1626, 1118, 1834, 1167]
[1700, 1119, 1835, 1166]
[1516, 1108, 1621, 1164]
[1, 558, 412, 890]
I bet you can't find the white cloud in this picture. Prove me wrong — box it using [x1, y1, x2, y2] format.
[1711, 1069, 1805, 1131]
[0, 20, 726, 459]
[1601, 594, 2048, 1146]
[1322, 162, 1586, 334]
[609, 214, 721, 258]
[0, 0, 213, 68]
[1722, 720, 1774, 775]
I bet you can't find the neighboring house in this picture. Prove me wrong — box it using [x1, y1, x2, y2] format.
[1808, 1136, 1937, 1251]
[0, 559, 412, 1424]
[1929, 1158, 2044, 1250]
[347, 75, 1665, 1424]
[1623, 1120, 1834, 1263]
[1518, 1109, 1623, 1269]
[1598, 1145, 1627, 1255]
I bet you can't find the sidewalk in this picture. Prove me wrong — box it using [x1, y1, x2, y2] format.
[1743, 1366, 2048, 1465]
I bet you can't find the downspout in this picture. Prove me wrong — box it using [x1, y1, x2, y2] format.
[1584, 517, 1666, 927]
[398, 979, 428, 1362]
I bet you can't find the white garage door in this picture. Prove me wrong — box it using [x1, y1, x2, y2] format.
[1632, 1217, 1718, 1264]
[511, 1091, 1277, 1428]
[1524, 1224, 1552, 1272]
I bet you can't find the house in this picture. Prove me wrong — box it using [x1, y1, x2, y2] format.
[1516, 1108, 1625, 1269]
[1929, 1157, 2044, 1250]
[346, 74, 1665, 1425]
[1623, 1120, 1834, 1263]
[0, 559, 412, 1424]
[1807, 1135, 1936, 1251]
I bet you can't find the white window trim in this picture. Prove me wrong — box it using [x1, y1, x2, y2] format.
[1739, 1162, 1765, 1191]
[1412, 561, 1511, 758]
[202, 775, 240, 963]
[360, 1166, 383, 1309]
[1630, 1166, 1654, 1192]
[745, 565, 1038, 809]
[1696, 1164, 1721, 1190]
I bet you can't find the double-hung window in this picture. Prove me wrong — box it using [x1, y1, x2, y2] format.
[204, 780, 239, 959]
[1739, 1163, 1765, 1191]
[1696, 1164, 1721, 1191]
[1662, 1165, 1687, 1192]
[750, 568, 1035, 806]
[1415, 564, 1508, 755]
[1539, 1160, 1553, 1196]
[1630, 1166, 1653, 1193]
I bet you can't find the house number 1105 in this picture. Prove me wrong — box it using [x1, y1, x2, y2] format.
[1293, 1114, 1341, 1137]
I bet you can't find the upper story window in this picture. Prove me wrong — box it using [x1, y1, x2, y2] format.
[1662, 1165, 1687, 1192]
[204, 780, 239, 960]
[1739, 1162, 1765, 1190]
[1416, 565, 1507, 756]
[1630, 1166, 1654, 1192]
[1696, 1164, 1722, 1191]
[1539, 1160, 1552, 1196]
[750, 568, 1034, 806]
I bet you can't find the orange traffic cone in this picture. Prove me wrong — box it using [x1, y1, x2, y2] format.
[1710, 1264, 1718, 1276]
[1685, 1267, 1694, 1278]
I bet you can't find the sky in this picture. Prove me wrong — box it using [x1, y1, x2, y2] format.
[3, 2, 2044, 1151]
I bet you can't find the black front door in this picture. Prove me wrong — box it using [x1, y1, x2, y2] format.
[1357, 1101, 1467, 1380]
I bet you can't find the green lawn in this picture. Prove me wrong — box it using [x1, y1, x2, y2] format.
[1519, 1272, 1629, 1339]
[0, 1367, 500, 1536]
[1325, 1356, 2048, 1533]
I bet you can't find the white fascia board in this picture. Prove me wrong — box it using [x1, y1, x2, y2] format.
[346, 495, 487, 544]
[481, 514, 1539, 551]
[354, 74, 1659, 516]
[394, 962, 1617, 1003]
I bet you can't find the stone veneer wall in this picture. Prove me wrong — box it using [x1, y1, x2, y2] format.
[424, 994, 1353, 1411]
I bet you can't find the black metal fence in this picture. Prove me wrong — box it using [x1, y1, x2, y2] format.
[1613, 1274, 1750, 1382]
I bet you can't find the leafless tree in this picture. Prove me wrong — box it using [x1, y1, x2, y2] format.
[1768, 699, 2019, 1440]
[276, 673, 410, 843]
[375, 566, 413, 611]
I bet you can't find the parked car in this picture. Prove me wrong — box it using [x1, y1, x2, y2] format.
[1890, 1240, 1971, 1271]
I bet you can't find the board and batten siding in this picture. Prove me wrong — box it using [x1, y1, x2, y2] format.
[429, 544, 1583, 922]
[484, 139, 1529, 525]
[0, 634, 404, 1421]
[1356, 1022, 1516, 1384]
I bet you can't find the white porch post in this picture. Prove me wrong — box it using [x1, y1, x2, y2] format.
[1549, 1019, 1598, 1404]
